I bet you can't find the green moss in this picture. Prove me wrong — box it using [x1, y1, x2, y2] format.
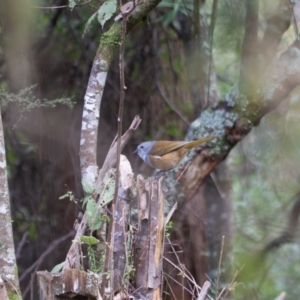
[99, 23, 122, 61]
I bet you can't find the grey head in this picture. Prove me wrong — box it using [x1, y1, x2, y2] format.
[134, 141, 155, 166]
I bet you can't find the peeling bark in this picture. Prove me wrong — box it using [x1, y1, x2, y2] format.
[113, 155, 134, 292]
[37, 268, 100, 299]
[135, 176, 165, 300]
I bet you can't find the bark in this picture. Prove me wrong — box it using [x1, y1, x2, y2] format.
[37, 268, 100, 299]
[0, 277, 9, 300]
[0, 108, 21, 298]
[135, 176, 165, 300]
[113, 155, 134, 292]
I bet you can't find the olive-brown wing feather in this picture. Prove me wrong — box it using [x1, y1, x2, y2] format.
[149, 137, 215, 157]
[149, 141, 190, 156]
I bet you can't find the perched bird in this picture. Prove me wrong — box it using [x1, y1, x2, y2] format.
[134, 137, 215, 170]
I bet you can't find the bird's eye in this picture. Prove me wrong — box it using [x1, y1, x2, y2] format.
[141, 146, 144, 149]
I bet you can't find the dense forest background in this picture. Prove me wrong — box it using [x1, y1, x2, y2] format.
[1, 0, 300, 299]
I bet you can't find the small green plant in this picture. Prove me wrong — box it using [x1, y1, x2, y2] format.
[165, 221, 173, 238]
[81, 235, 102, 274]
[59, 190, 78, 203]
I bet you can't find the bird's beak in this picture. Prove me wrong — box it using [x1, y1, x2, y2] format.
[133, 149, 138, 154]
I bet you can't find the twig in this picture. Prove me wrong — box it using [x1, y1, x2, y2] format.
[218, 265, 244, 299]
[176, 160, 192, 182]
[163, 256, 214, 300]
[101, 3, 129, 294]
[95, 115, 141, 189]
[32, 0, 92, 9]
[164, 202, 178, 226]
[163, 276, 179, 300]
[163, 272, 194, 296]
[16, 231, 28, 259]
[215, 236, 225, 299]
[122, 204, 129, 290]
[20, 231, 74, 282]
[197, 281, 212, 300]
[166, 236, 203, 297]
[114, 1, 128, 217]
[20, 231, 74, 298]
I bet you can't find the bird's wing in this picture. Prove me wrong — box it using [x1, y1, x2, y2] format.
[151, 141, 188, 156]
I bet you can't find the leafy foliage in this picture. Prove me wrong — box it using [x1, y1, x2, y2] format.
[85, 196, 103, 231]
[81, 235, 102, 273]
[84, 170, 115, 231]
[83, 0, 118, 35]
[96, 169, 116, 206]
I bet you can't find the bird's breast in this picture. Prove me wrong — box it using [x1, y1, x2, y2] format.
[148, 151, 185, 170]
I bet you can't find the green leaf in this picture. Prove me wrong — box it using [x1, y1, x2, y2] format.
[97, 169, 115, 206]
[83, 194, 92, 207]
[82, 182, 94, 194]
[86, 199, 102, 230]
[81, 235, 100, 245]
[83, 10, 98, 36]
[97, 0, 117, 28]
[51, 262, 65, 273]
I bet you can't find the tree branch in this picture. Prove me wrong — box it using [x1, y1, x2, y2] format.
[166, 39, 300, 203]
[239, 0, 259, 98]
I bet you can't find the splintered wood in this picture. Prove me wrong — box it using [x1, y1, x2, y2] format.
[135, 175, 165, 300]
[37, 169, 166, 300]
[37, 268, 100, 299]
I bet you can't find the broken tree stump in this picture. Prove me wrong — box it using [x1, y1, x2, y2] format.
[135, 175, 165, 300]
[37, 268, 100, 299]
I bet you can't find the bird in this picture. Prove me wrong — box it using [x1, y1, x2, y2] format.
[134, 137, 215, 170]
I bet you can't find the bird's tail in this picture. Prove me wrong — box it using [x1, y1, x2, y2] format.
[186, 136, 216, 149]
